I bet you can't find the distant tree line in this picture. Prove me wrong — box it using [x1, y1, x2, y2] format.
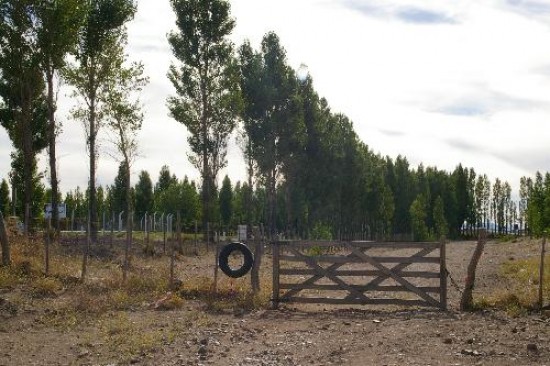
[1, 0, 548, 241]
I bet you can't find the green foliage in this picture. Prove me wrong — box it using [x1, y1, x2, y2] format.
[310, 222, 332, 240]
[432, 196, 448, 239]
[134, 171, 153, 219]
[410, 194, 429, 241]
[111, 161, 132, 215]
[154, 177, 200, 227]
[154, 165, 177, 194]
[0, 178, 10, 217]
[238, 33, 305, 237]
[167, 0, 241, 228]
[219, 175, 232, 227]
[9, 151, 46, 220]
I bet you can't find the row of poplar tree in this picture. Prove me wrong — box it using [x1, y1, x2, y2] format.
[1, 0, 548, 241]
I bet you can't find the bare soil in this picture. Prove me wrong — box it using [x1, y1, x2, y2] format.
[2, 238, 550, 366]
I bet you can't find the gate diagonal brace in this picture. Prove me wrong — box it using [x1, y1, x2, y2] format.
[280, 248, 360, 300]
[347, 244, 441, 308]
[360, 247, 436, 291]
[283, 246, 370, 302]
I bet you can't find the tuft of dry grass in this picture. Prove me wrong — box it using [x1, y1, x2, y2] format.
[474, 252, 550, 315]
[178, 275, 271, 312]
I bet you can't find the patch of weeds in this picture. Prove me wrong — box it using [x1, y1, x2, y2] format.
[109, 289, 135, 311]
[30, 276, 63, 298]
[152, 292, 184, 311]
[308, 245, 324, 256]
[474, 255, 548, 315]
[40, 308, 84, 330]
[180, 276, 269, 312]
[99, 313, 164, 362]
[0, 267, 19, 288]
[125, 274, 166, 296]
[497, 235, 518, 243]
[474, 291, 534, 317]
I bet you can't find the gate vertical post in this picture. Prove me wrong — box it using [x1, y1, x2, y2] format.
[439, 237, 447, 310]
[272, 241, 280, 309]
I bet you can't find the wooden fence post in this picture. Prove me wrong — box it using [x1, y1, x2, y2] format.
[539, 236, 547, 311]
[251, 226, 263, 294]
[213, 230, 219, 294]
[45, 217, 51, 276]
[460, 229, 487, 311]
[439, 236, 447, 310]
[272, 241, 280, 309]
[0, 211, 11, 267]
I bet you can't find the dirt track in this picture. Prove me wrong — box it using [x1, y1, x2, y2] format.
[2, 239, 550, 365]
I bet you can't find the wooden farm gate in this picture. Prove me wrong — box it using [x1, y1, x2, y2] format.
[272, 240, 447, 310]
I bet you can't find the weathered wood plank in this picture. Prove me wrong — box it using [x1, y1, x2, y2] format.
[282, 297, 436, 307]
[274, 240, 440, 250]
[279, 255, 440, 264]
[279, 268, 441, 278]
[279, 283, 441, 293]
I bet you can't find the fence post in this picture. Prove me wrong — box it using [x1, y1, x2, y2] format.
[272, 240, 280, 309]
[213, 230, 219, 294]
[110, 212, 114, 248]
[251, 226, 262, 294]
[439, 236, 447, 310]
[460, 229, 487, 311]
[194, 220, 198, 255]
[539, 236, 547, 311]
[0, 211, 11, 266]
[45, 217, 51, 276]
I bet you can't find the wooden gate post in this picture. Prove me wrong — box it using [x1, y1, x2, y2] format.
[439, 237, 447, 310]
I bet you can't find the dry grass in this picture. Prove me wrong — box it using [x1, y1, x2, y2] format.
[1, 234, 270, 324]
[474, 252, 549, 315]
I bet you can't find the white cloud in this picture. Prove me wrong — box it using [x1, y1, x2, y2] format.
[1, 0, 549, 196]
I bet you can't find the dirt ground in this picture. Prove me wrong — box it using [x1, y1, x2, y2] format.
[2, 238, 550, 366]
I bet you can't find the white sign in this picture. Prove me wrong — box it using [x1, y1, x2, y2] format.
[44, 203, 67, 219]
[238, 225, 247, 241]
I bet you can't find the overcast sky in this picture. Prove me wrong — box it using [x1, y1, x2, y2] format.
[1, 0, 550, 195]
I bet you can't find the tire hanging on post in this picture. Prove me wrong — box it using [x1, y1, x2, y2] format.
[218, 242, 254, 278]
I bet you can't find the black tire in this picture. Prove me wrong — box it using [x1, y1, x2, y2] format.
[218, 242, 254, 278]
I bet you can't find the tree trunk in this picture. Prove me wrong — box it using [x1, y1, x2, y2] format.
[89, 94, 98, 243]
[246, 141, 254, 230]
[123, 164, 132, 282]
[46, 69, 59, 232]
[0, 211, 11, 266]
[22, 103, 33, 235]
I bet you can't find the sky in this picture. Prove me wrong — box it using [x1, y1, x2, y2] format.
[1, 0, 550, 196]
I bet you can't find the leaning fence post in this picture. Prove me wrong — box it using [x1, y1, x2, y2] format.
[460, 229, 487, 311]
[539, 236, 547, 311]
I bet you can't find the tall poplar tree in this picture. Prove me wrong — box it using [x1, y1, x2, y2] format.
[167, 0, 241, 236]
[0, 179, 10, 217]
[0, 0, 48, 232]
[64, 0, 136, 242]
[35, 0, 86, 230]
